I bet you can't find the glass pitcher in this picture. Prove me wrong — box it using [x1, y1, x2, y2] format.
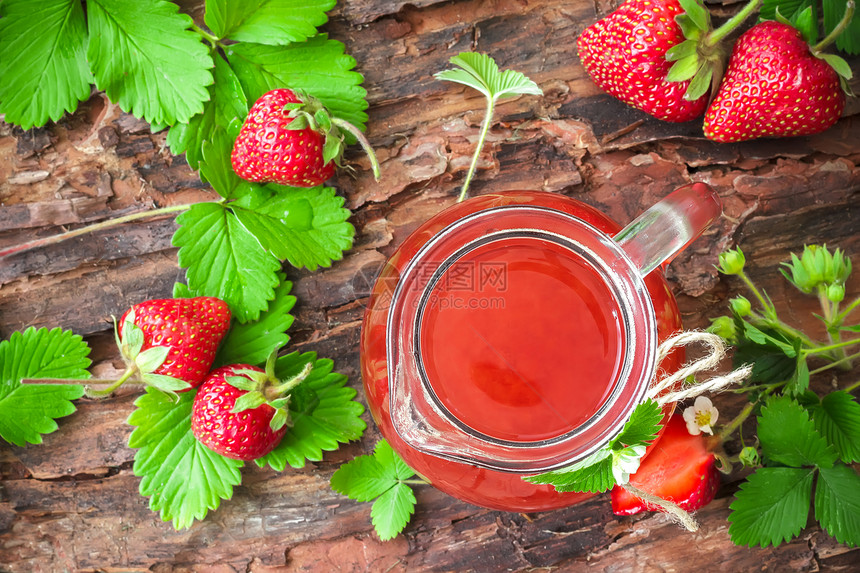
[360, 184, 721, 512]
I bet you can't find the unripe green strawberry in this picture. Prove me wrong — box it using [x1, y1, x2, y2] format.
[704, 21, 847, 142]
[116, 297, 231, 393]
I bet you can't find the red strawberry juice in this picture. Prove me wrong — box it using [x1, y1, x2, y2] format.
[360, 191, 683, 511]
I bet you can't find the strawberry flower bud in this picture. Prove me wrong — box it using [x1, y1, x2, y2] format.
[781, 245, 853, 294]
[729, 295, 752, 317]
[707, 315, 738, 343]
[827, 283, 846, 304]
[683, 396, 719, 436]
[739, 446, 760, 468]
[717, 248, 745, 275]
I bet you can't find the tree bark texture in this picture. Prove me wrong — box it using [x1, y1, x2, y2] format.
[1, 0, 859, 571]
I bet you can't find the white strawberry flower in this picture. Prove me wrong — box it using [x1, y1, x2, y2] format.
[683, 396, 719, 436]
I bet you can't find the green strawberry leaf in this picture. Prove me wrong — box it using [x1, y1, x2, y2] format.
[525, 400, 662, 493]
[615, 399, 663, 447]
[331, 454, 394, 502]
[87, 0, 214, 125]
[524, 452, 615, 493]
[372, 483, 417, 542]
[174, 202, 281, 323]
[0, 0, 91, 130]
[760, 0, 815, 22]
[231, 185, 355, 271]
[434, 51, 543, 102]
[254, 351, 366, 471]
[331, 439, 418, 541]
[757, 395, 838, 469]
[785, 352, 811, 396]
[814, 463, 860, 547]
[204, 0, 335, 45]
[127, 388, 244, 530]
[214, 276, 295, 368]
[167, 52, 248, 170]
[198, 126, 257, 199]
[812, 391, 860, 463]
[824, 0, 860, 55]
[728, 466, 815, 547]
[227, 34, 368, 131]
[0, 327, 90, 446]
[790, 6, 819, 44]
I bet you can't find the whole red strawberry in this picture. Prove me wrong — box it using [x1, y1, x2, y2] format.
[703, 21, 847, 142]
[232, 89, 335, 187]
[231, 89, 380, 188]
[115, 297, 231, 394]
[611, 413, 719, 515]
[577, 0, 710, 122]
[191, 359, 312, 460]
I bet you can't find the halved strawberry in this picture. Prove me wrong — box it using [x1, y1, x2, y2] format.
[611, 412, 719, 515]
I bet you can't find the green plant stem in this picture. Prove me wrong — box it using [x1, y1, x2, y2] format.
[809, 350, 860, 375]
[718, 386, 776, 444]
[818, 283, 849, 365]
[330, 118, 381, 181]
[717, 401, 756, 443]
[746, 312, 817, 349]
[458, 96, 496, 202]
[403, 478, 430, 486]
[812, 0, 855, 54]
[804, 337, 860, 356]
[85, 367, 138, 398]
[0, 204, 196, 260]
[191, 22, 220, 48]
[705, 0, 761, 45]
[836, 295, 860, 322]
[843, 379, 860, 393]
[738, 270, 775, 318]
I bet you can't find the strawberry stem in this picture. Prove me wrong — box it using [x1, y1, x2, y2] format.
[459, 96, 496, 203]
[0, 203, 199, 260]
[266, 362, 313, 399]
[84, 367, 138, 398]
[705, 0, 761, 46]
[191, 22, 220, 48]
[812, 0, 855, 54]
[330, 118, 381, 181]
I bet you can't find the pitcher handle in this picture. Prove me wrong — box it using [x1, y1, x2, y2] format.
[614, 182, 722, 276]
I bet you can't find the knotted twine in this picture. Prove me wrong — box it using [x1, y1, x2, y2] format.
[620, 330, 753, 532]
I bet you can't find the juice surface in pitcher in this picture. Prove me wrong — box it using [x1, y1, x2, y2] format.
[361, 191, 684, 512]
[419, 237, 625, 443]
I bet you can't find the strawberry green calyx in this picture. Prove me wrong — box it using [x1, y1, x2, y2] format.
[283, 94, 381, 182]
[225, 350, 313, 431]
[667, 0, 762, 101]
[85, 311, 191, 399]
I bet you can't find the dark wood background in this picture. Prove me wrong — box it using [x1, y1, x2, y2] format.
[2, 0, 860, 570]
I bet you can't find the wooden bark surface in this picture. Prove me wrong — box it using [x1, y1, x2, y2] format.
[2, 0, 860, 571]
